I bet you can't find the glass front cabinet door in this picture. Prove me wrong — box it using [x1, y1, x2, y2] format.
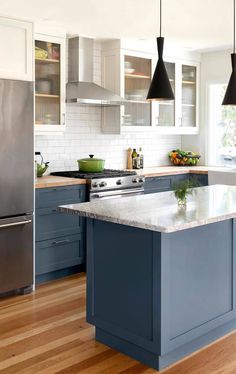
[152, 60, 199, 134]
[35, 35, 66, 133]
[122, 53, 152, 127]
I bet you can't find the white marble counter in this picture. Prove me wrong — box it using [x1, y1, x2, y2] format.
[59, 185, 236, 233]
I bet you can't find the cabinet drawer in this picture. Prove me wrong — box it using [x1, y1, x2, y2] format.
[144, 176, 172, 194]
[173, 174, 189, 183]
[35, 185, 86, 209]
[190, 173, 208, 186]
[35, 207, 85, 241]
[35, 234, 85, 275]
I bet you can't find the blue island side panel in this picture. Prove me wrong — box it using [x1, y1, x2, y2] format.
[86, 218, 236, 370]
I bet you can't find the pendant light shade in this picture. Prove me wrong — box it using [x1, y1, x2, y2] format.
[147, 0, 174, 101]
[222, 0, 236, 105]
[147, 37, 175, 101]
[222, 54, 236, 105]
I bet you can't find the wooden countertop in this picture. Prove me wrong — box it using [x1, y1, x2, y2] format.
[35, 166, 223, 188]
[131, 166, 220, 177]
[35, 175, 86, 189]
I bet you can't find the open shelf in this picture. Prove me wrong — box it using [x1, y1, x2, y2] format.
[182, 80, 196, 85]
[125, 99, 149, 104]
[35, 58, 60, 64]
[125, 73, 151, 79]
[182, 103, 195, 107]
[35, 93, 60, 99]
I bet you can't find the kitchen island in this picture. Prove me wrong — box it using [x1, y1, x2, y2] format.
[59, 185, 236, 370]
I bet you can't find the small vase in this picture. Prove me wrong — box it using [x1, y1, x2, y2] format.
[177, 196, 187, 207]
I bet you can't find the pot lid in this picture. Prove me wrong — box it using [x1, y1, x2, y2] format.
[78, 154, 105, 162]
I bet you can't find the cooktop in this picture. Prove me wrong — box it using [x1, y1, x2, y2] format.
[51, 169, 137, 179]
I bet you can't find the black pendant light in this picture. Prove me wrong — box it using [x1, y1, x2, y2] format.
[147, 0, 174, 101]
[222, 0, 236, 105]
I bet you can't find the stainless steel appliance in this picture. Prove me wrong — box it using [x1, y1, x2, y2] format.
[0, 79, 34, 295]
[66, 37, 125, 106]
[51, 170, 145, 200]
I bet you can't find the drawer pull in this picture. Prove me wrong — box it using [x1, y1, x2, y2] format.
[52, 239, 70, 246]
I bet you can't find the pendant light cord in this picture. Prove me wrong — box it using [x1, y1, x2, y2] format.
[160, 0, 162, 37]
[234, 0, 235, 53]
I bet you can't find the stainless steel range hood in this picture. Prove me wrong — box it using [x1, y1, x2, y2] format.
[67, 37, 124, 106]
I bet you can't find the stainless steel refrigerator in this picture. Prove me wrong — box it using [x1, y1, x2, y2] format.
[0, 79, 34, 295]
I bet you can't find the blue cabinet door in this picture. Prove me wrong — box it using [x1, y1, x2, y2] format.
[190, 173, 208, 186]
[144, 173, 207, 195]
[144, 176, 173, 194]
[35, 233, 85, 275]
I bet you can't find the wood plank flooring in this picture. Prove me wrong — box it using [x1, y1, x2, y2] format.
[0, 273, 236, 373]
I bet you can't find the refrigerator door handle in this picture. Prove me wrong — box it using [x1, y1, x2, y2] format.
[0, 220, 32, 229]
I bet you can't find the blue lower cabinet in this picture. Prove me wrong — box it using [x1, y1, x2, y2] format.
[36, 234, 85, 276]
[144, 173, 208, 195]
[190, 173, 208, 186]
[35, 207, 84, 241]
[144, 176, 173, 194]
[35, 184, 86, 283]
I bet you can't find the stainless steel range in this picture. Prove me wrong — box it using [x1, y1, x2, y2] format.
[51, 170, 145, 201]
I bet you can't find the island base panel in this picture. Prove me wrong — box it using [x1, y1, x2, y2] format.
[96, 320, 236, 370]
[86, 218, 236, 371]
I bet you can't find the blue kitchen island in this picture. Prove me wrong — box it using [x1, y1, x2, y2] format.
[59, 185, 236, 370]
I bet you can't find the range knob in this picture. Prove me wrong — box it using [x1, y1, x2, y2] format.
[92, 182, 98, 188]
[132, 177, 140, 183]
[139, 177, 145, 183]
[116, 179, 123, 185]
[99, 181, 107, 187]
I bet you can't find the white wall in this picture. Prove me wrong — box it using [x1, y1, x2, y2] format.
[182, 49, 231, 164]
[35, 42, 181, 171]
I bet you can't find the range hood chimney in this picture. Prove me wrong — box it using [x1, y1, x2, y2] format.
[67, 37, 124, 106]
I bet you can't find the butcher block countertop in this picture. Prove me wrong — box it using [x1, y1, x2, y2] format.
[35, 166, 223, 189]
[132, 166, 221, 177]
[35, 175, 86, 189]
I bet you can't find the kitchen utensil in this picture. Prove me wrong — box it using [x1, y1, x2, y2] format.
[77, 155, 105, 172]
[35, 152, 50, 177]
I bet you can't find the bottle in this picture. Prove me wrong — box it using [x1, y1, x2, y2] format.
[127, 148, 133, 169]
[132, 149, 138, 169]
[134, 154, 140, 169]
[139, 147, 144, 169]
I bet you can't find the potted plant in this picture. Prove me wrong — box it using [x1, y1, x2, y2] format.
[172, 179, 200, 206]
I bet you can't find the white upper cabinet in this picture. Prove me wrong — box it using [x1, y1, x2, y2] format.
[101, 40, 200, 135]
[152, 59, 200, 134]
[34, 34, 66, 134]
[0, 17, 33, 81]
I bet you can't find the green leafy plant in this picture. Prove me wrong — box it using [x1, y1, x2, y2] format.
[172, 178, 201, 205]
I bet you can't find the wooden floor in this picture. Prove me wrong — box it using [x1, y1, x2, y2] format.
[0, 275, 236, 374]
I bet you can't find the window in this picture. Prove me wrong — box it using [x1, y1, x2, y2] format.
[208, 84, 236, 166]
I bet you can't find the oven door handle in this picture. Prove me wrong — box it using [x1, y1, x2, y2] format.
[91, 188, 144, 199]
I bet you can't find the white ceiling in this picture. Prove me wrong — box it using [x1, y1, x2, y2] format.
[0, 0, 234, 50]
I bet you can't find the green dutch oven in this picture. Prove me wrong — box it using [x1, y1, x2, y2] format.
[77, 155, 105, 173]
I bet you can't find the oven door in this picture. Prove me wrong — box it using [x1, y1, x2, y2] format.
[90, 187, 144, 201]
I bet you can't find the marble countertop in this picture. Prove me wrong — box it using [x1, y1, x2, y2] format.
[35, 175, 86, 189]
[59, 185, 236, 233]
